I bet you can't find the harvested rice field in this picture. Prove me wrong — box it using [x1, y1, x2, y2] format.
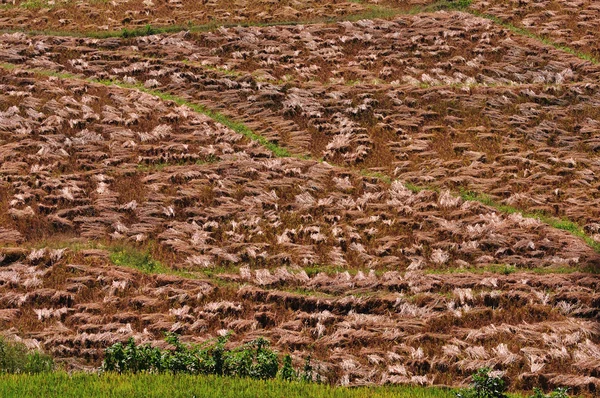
[0, 0, 599, 396]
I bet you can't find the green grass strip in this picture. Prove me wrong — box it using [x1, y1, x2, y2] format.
[0, 372, 475, 398]
[414, 0, 472, 13]
[425, 263, 581, 275]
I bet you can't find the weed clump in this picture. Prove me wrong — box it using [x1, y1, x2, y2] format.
[0, 337, 54, 374]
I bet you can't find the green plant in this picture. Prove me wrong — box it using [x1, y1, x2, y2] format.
[279, 354, 296, 381]
[0, 337, 53, 374]
[301, 354, 316, 383]
[455, 368, 508, 398]
[529, 387, 569, 398]
[103, 334, 288, 381]
[0, 372, 459, 397]
[247, 338, 279, 380]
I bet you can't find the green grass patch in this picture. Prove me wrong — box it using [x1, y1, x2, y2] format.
[414, 0, 472, 13]
[0, 63, 77, 79]
[200, 64, 243, 78]
[303, 265, 356, 277]
[0, 63, 17, 71]
[119, 24, 171, 38]
[402, 181, 429, 193]
[107, 245, 202, 279]
[25, 238, 203, 280]
[0, 372, 459, 398]
[109, 246, 166, 274]
[200, 264, 241, 279]
[19, 0, 52, 9]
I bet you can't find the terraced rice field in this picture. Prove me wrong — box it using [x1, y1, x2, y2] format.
[0, 0, 599, 395]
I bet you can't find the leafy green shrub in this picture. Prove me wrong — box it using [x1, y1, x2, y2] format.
[529, 387, 570, 398]
[0, 337, 53, 374]
[102, 338, 164, 373]
[102, 333, 305, 381]
[455, 368, 508, 398]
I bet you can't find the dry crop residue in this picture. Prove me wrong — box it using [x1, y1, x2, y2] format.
[0, 0, 371, 34]
[1, 1, 600, 395]
[3, 12, 600, 224]
[470, 0, 600, 60]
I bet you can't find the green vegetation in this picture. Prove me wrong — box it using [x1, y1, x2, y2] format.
[0, 372, 460, 398]
[19, 0, 52, 9]
[455, 368, 572, 398]
[416, 0, 472, 13]
[426, 264, 579, 276]
[0, 367, 570, 398]
[403, 181, 431, 193]
[0, 337, 53, 374]
[427, 263, 517, 276]
[107, 245, 201, 279]
[0, 63, 17, 71]
[200, 63, 243, 78]
[103, 334, 287, 381]
[109, 246, 166, 274]
[529, 388, 570, 398]
[455, 368, 508, 398]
